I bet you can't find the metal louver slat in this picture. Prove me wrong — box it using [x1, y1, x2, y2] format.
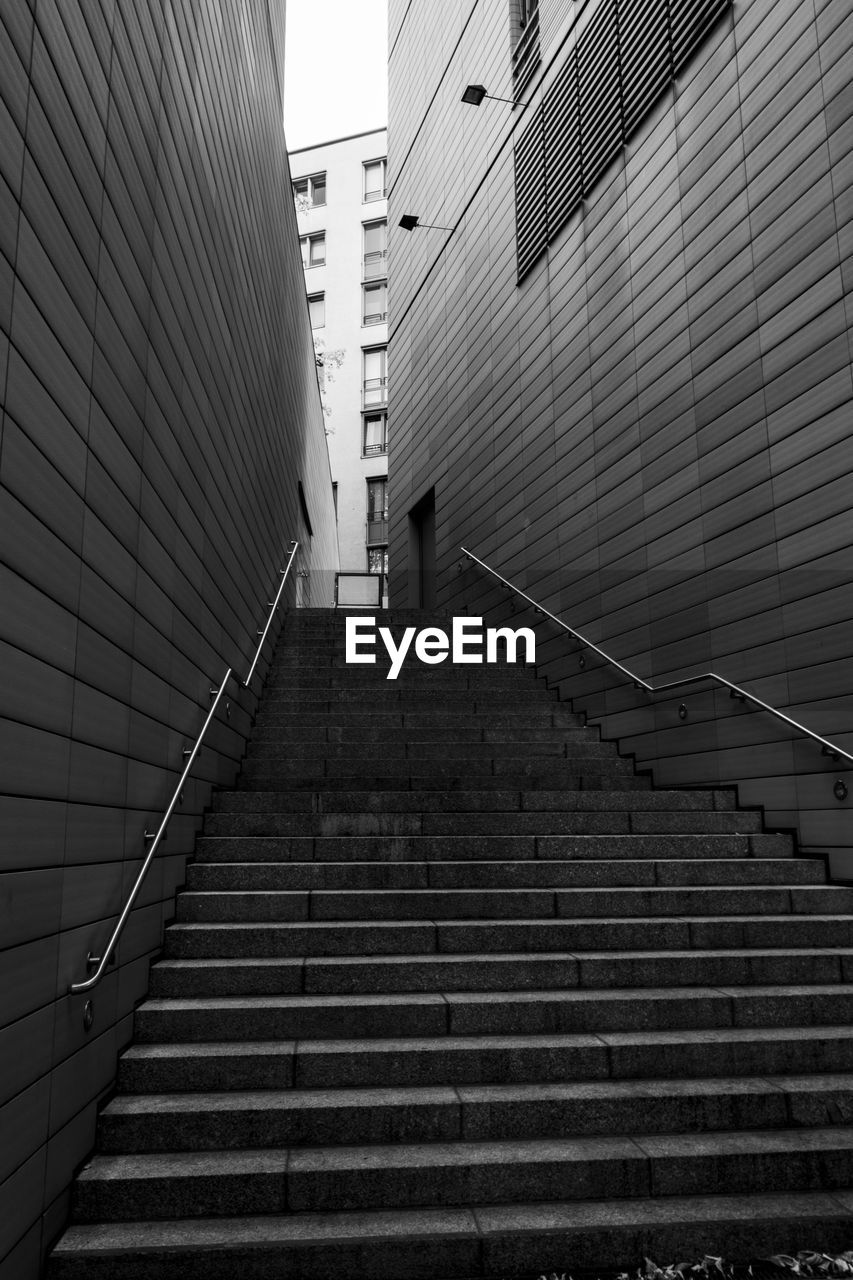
[618, 0, 671, 137]
[671, 0, 730, 71]
[543, 48, 582, 241]
[515, 107, 547, 280]
[577, 0, 622, 191]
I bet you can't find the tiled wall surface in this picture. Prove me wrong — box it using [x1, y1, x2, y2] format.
[388, 0, 852, 869]
[0, 1, 336, 1273]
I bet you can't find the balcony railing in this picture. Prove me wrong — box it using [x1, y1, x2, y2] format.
[363, 249, 388, 281]
[363, 441, 388, 457]
[363, 310, 387, 326]
[363, 377, 388, 408]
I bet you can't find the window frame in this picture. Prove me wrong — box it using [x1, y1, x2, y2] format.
[299, 231, 326, 268]
[362, 345, 388, 408]
[293, 171, 327, 208]
[307, 291, 325, 329]
[362, 411, 388, 457]
[362, 281, 387, 326]
[363, 157, 387, 203]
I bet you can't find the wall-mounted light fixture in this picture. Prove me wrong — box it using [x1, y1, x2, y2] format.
[461, 83, 524, 107]
[398, 214, 454, 232]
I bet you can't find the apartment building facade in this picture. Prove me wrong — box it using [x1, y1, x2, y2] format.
[290, 130, 390, 598]
[388, 0, 853, 870]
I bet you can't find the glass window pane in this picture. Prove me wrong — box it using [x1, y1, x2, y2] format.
[309, 294, 324, 328]
[310, 235, 325, 265]
[311, 174, 326, 205]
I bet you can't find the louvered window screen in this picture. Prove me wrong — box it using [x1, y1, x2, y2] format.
[514, 107, 548, 279]
[543, 49, 581, 243]
[514, 0, 731, 280]
[618, 0, 671, 140]
[577, 0, 622, 193]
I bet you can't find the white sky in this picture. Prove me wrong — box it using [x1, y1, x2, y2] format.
[283, 0, 388, 151]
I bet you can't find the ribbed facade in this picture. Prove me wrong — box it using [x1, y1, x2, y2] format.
[388, 0, 852, 871]
[0, 2, 336, 1274]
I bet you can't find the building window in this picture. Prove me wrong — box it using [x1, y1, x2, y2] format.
[362, 281, 387, 326]
[362, 346, 387, 408]
[363, 412, 388, 457]
[368, 546, 389, 576]
[363, 219, 387, 280]
[366, 477, 388, 545]
[363, 158, 387, 202]
[299, 232, 326, 267]
[308, 292, 325, 328]
[293, 172, 326, 209]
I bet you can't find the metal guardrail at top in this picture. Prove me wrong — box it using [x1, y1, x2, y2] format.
[70, 542, 300, 997]
[460, 545, 853, 769]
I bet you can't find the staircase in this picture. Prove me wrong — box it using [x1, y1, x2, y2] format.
[50, 608, 853, 1278]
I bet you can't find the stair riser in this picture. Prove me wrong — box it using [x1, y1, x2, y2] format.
[72, 1144, 853, 1220]
[185, 860, 824, 891]
[211, 788, 736, 813]
[118, 1032, 853, 1094]
[174, 887, 849, 923]
[133, 989, 853, 1043]
[165, 915, 850, 955]
[150, 952, 846, 998]
[100, 1082, 837, 1153]
[257, 693, 556, 709]
[251, 711, 583, 731]
[193, 834, 779, 863]
[249, 739, 615, 758]
[237, 773, 652, 792]
[202, 812, 762, 837]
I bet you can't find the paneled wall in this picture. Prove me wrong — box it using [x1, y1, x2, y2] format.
[0, 1, 337, 1274]
[388, 0, 852, 868]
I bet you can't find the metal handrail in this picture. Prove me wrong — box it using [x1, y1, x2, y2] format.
[461, 545, 853, 768]
[70, 671, 234, 994]
[245, 540, 299, 687]
[70, 543, 301, 994]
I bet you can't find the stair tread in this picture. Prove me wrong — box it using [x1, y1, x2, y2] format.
[139, 982, 853, 1009]
[120, 1023, 853, 1058]
[50, 1186, 853, 1253]
[103, 1072, 853, 1116]
[74, 1125, 853, 1178]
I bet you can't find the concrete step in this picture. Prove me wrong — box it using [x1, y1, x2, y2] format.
[236, 770, 653, 791]
[47, 1189, 853, 1279]
[164, 911, 846, 958]
[70, 1126, 853, 1220]
[149, 949, 853, 998]
[256, 691, 558, 709]
[173, 885, 852, 924]
[210, 787, 738, 813]
[247, 724, 595, 746]
[201, 810, 762, 837]
[117, 1025, 853, 1093]
[238, 760, 639, 786]
[243, 740, 619, 762]
[184, 858, 825, 892]
[97, 1074, 853, 1153]
[133, 984, 853, 1042]
[193, 833, 790, 862]
[251, 709, 584, 731]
